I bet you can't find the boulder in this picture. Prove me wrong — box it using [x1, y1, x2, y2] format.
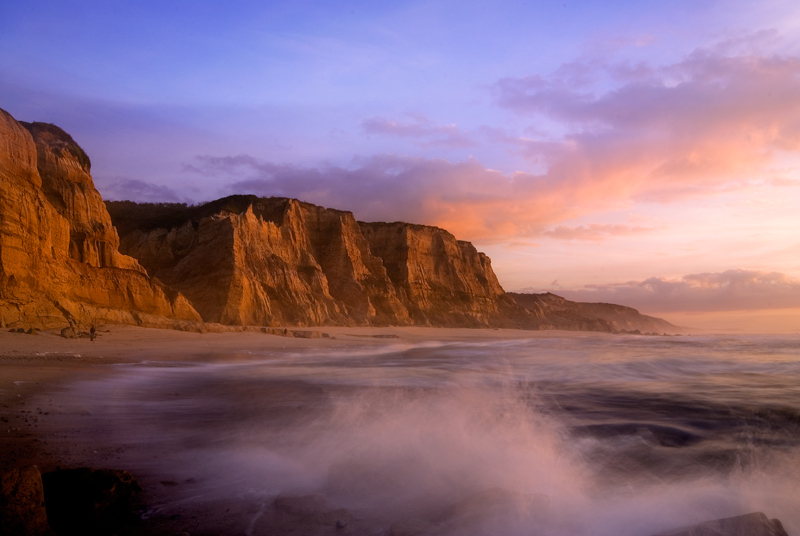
[269, 494, 355, 535]
[0, 466, 54, 536]
[274, 494, 335, 516]
[431, 488, 549, 536]
[653, 512, 788, 536]
[389, 518, 440, 536]
[41, 468, 140, 536]
[59, 326, 76, 339]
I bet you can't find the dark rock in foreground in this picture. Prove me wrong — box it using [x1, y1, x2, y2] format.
[0, 466, 54, 536]
[42, 467, 140, 536]
[653, 512, 789, 536]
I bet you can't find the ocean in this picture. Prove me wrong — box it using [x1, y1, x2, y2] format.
[39, 333, 800, 535]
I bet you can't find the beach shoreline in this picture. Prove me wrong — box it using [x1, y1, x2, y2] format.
[0, 324, 602, 473]
[0, 324, 610, 534]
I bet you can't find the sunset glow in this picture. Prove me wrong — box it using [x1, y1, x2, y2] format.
[3, 0, 799, 330]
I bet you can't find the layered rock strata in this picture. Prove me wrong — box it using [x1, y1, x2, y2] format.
[360, 222, 530, 327]
[111, 196, 412, 326]
[109, 196, 534, 327]
[0, 108, 201, 328]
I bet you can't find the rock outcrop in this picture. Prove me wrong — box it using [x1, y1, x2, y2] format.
[360, 222, 529, 327]
[652, 511, 788, 536]
[508, 292, 680, 334]
[0, 466, 53, 536]
[42, 468, 141, 536]
[109, 196, 532, 327]
[0, 108, 201, 329]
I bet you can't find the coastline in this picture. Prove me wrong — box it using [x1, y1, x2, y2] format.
[0, 324, 601, 473]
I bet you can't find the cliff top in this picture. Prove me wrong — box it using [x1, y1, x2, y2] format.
[20, 121, 91, 172]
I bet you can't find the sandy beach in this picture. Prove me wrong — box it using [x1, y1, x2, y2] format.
[0, 324, 589, 472]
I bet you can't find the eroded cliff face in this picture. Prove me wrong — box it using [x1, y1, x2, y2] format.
[20, 122, 144, 272]
[0, 108, 201, 328]
[109, 196, 531, 327]
[110, 196, 412, 326]
[359, 222, 528, 327]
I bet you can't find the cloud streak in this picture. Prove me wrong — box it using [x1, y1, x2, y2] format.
[543, 224, 654, 241]
[100, 178, 189, 204]
[553, 269, 800, 313]
[362, 114, 477, 148]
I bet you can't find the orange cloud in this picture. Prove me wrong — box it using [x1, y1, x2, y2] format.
[188, 42, 800, 243]
[543, 224, 654, 241]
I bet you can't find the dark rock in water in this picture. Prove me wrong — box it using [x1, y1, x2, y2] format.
[0, 466, 54, 536]
[574, 422, 703, 447]
[429, 487, 550, 536]
[274, 494, 335, 516]
[42, 467, 140, 536]
[389, 518, 440, 536]
[268, 494, 355, 535]
[652, 512, 788, 536]
[432, 487, 548, 524]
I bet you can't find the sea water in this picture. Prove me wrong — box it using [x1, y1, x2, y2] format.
[41, 334, 800, 535]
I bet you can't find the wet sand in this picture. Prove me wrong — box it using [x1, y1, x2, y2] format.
[0, 324, 599, 535]
[0, 324, 586, 472]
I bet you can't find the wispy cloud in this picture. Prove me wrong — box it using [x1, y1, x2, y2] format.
[554, 269, 800, 313]
[100, 178, 189, 203]
[362, 113, 477, 148]
[544, 224, 654, 241]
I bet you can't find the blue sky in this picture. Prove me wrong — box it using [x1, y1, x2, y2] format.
[3, 0, 800, 329]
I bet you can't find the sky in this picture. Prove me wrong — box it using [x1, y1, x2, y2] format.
[2, 0, 800, 332]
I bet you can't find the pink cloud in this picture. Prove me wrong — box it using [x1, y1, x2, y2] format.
[362, 114, 477, 148]
[494, 45, 800, 206]
[544, 224, 654, 241]
[551, 269, 800, 313]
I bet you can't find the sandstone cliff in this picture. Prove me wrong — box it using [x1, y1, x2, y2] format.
[108, 196, 408, 326]
[108, 197, 534, 328]
[0, 108, 201, 329]
[359, 222, 530, 327]
[508, 292, 680, 334]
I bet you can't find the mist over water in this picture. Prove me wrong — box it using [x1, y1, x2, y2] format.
[42, 335, 800, 535]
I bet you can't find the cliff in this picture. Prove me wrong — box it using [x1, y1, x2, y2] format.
[0, 108, 201, 329]
[108, 197, 532, 328]
[508, 292, 680, 334]
[359, 222, 529, 327]
[1, 106, 679, 333]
